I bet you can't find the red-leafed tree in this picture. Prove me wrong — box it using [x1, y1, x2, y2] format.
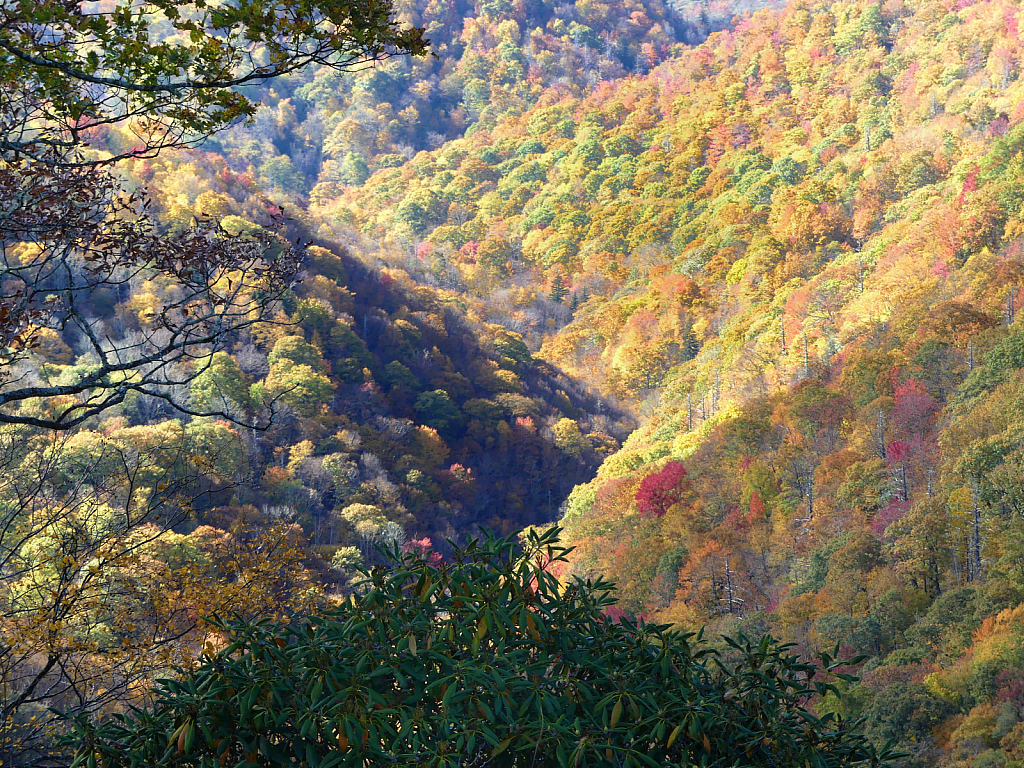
[635, 460, 690, 519]
[748, 490, 767, 524]
[890, 378, 941, 437]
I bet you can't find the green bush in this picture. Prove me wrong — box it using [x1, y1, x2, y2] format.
[66, 529, 896, 768]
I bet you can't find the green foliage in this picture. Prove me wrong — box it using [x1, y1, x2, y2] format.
[263, 360, 335, 415]
[958, 327, 1024, 402]
[260, 155, 307, 196]
[184, 421, 247, 480]
[791, 536, 847, 596]
[384, 360, 420, 390]
[904, 588, 981, 662]
[68, 529, 893, 768]
[330, 546, 363, 574]
[494, 331, 533, 369]
[269, 336, 325, 371]
[552, 417, 587, 457]
[860, 683, 957, 757]
[190, 353, 251, 413]
[338, 152, 370, 186]
[414, 389, 464, 436]
[395, 190, 446, 234]
[327, 323, 375, 383]
[1, 0, 428, 159]
[549, 277, 569, 304]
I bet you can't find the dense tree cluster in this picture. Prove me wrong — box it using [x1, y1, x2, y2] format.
[15, 0, 1024, 763]
[0, 0, 428, 162]
[0, 0, 625, 764]
[69, 0, 772, 206]
[0, 149, 627, 762]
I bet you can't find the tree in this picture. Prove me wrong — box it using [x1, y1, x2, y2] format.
[259, 155, 308, 196]
[0, 157, 301, 430]
[552, 417, 587, 458]
[261, 359, 335, 416]
[0, 0, 428, 430]
[414, 389, 464, 436]
[0, 424, 315, 766]
[69, 528, 894, 768]
[338, 152, 370, 186]
[635, 460, 691, 519]
[0, 0, 428, 163]
[616, 339, 674, 393]
[190, 353, 251, 414]
[268, 336, 325, 371]
[550, 276, 569, 303]
[0, 2, 426, 752]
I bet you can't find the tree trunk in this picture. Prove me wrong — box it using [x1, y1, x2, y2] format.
[970, 478, 983, 582]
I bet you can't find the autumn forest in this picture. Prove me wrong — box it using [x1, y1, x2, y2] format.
[5, 0, 1024, 764]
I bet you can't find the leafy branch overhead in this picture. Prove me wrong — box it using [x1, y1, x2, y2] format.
[0, 0, 430, 162]
[69, 528, 897, 768]
[0, 0, 427, 429]
[0, 150, 301, 429]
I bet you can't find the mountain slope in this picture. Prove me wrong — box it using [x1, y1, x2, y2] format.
[31, 146, 633, 568]
[327, 0, 1024, 762]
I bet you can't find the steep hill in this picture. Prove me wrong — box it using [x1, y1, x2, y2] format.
[31, 147, 632, 572]
[72, 0, 1024, 759]
[191, 0, 784, 203]
[328, 0, 1024, 762]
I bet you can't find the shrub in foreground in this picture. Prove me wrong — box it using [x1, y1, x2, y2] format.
[67, 528, 896, 767]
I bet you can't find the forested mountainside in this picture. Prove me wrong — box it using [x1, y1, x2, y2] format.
[40, 148, 630, 554]
[188, 0, 780, 202]
[2, 141, 634, 761]
[3, 0, 675, 759]
[326, 0, 1024, 763]
[13, 0, 1024, 762]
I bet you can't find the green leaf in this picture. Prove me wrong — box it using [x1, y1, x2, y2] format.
[610, 698, 623, 728]
[665, 724, 686, 754]
[71, 530, 884, 768]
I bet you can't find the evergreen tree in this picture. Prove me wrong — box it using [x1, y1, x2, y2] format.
[550, 277, 569, 303]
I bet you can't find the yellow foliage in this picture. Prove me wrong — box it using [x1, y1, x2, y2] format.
[287, 440, 316, 471]
[31, 327, 74, 364]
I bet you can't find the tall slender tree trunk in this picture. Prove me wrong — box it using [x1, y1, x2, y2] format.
[970, 478, 983, 582]
[875, 408, 887, 460]
[807, 473, 814, 519]
[725, 561, 736, 615]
